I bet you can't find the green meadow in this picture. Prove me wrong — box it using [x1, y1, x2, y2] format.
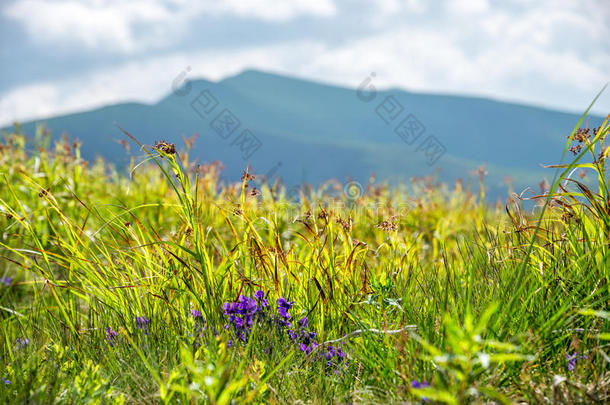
[0, 110, 608, 404]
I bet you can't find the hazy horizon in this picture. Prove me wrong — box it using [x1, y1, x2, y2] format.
[1, 0, 608, 126]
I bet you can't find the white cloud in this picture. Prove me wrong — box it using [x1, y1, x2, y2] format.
[0, 0, 608, 126]
[0, 84, 62, 125]
[3, 0, 337, 53]
[1, 26, 607, 128]
[0, 42, 327, 125]
[215, 0, 336, 21]
[446, 0, 490, 15]
[4, 0, 180, 53]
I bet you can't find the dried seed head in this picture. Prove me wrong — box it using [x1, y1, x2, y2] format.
[377, 216, 398, 232]
[317, 208, 330, 221]
[335, 216, 353, 232]
[154, 140, 176, 155]
[241, 170, 256, 181]
[569, 144, 583, 155]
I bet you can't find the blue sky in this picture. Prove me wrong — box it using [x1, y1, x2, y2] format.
[0, 0, 608, 125]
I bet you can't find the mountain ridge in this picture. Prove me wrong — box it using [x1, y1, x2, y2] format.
[2, 69, 604, 199]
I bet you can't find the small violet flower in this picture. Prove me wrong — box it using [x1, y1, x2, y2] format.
[135, 316, 150, 335]
[105, 327, 119, 346]
[412, 380, 430, 402]
[277, 297, 294, 310]
[190, 309, 206, 338]
[1, 277, 12, 287]
[411, 380, 430, 389]
[566, 351, 587, 371]
[276, 297, 293, 327]
[254, 290, 269, 308]
[16, 337, 29, 349]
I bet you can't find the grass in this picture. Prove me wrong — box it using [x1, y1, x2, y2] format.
[0, 109, 609, 404]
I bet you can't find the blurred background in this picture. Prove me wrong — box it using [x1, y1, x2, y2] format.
[1, 0, 609, 199]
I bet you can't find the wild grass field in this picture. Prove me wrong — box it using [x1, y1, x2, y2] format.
[0, 110, 609, 404]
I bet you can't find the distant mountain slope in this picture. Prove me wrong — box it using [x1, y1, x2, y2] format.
[3, 69, 604, 199]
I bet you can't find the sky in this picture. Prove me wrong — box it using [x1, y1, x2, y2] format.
[0, 0, 609, 126]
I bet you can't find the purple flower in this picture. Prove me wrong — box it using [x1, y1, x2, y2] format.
[223, 294, 261, 344]
[411, 380, 430, 389]
[1, 277, 12, 287]
[275, 298, 294, 328]
[567, 352, 587, 371]
[412, 380, 430, 402]
[135, 316, 150, 334]
[277, 297, 294, 310]
[325, 345, 335, 363]
[105, 327, 119, 346]
[190, 309, 206, 338]
[297, 317, 308, 329]
[299, 342, 318, 355]
[320, 344, 349, 369]
[1, 378, 9, 385]
[16, 337, 29, 349]
[254, 290, 265, 300]
[336, 347, 345, 362]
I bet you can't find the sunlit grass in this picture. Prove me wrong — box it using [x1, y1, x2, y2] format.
[0, 110, 608, 403]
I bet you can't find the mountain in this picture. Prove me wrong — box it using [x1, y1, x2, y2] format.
[2, 69, 605, 199]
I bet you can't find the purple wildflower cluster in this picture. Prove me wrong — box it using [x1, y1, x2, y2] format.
[105, 327, 119, 346]
[222, 291, 349, 370]
[322, 344, 348, 368]
[566, 351, 587, 371]
[191, 309, 204, 320]
[287, 314, 348, 368]
[223, 291, 269, 344]
[289, 316, 318, 354]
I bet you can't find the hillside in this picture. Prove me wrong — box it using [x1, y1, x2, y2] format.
[4, 69, 604, 198]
